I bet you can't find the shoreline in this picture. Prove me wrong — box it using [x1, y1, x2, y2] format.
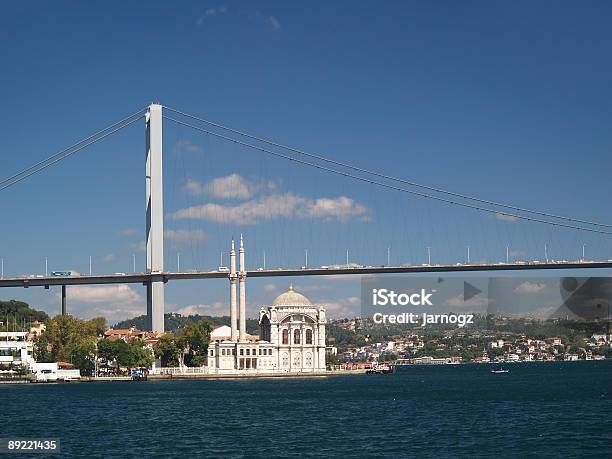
[2, 360, 609, 384]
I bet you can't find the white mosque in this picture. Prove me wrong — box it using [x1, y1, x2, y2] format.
[207, 236, 327, 374]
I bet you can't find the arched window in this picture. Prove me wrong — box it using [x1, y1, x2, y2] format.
[282, 329, 289, 345]
[306, 329, 313, 345]
[294, 329, 301, 344]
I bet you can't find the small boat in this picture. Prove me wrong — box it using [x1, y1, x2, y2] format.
[491, 369, 509, 374]
[366, 364, 395, 375]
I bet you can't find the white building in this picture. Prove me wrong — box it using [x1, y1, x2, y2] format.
[0, 331, 35, 369]
[207, 236, 327, 374]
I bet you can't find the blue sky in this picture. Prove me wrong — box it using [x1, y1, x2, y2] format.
[1, 1, 611, 323]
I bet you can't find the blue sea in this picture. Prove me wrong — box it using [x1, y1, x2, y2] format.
[2, 361, 612, 458]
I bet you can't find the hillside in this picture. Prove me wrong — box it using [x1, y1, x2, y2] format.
[114, 313, 260, 335]
[0, 300, 49, 330]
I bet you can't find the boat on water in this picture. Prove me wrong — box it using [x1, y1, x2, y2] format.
[366, 364, 395, 375]
[491, 369, 509, 374]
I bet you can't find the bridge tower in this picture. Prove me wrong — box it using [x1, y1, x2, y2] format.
[145, 104, 165, 333]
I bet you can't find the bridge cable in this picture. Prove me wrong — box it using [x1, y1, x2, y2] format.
[164, 115, 612, 236]
[0, 109, 146, 192]
[163, 105, 611, 229]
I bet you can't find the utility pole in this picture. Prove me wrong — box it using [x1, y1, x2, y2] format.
[304, 249, 308, 268]
[467, 246, 470, 264]
[1, 258, 3, 279]
[387, 247, 390, 266]
[582, 244, 586, 262]
[263, 251, 266, 270]
[133, 253, 136, 273]
[506, 246, 509, 264]
[544, 243, 549, 263]
[346, 249, 349, 266]
[89, 256, 92, 275]
[177, 252, 181, 272]
[45, 257, 48, 276]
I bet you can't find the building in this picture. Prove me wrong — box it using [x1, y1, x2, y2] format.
[0, 331, 35, 369]
[28, 321, 46, 340]
[207, 236, 327, 374]
[31, 362, 81, 382]
[104, 327, 146, 342]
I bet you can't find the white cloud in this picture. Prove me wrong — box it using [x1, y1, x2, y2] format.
[103, 254, 116, 262]
[67, 284, 142, 305]
[322, 296, 360, 318]
[119, 228, 137, 236]
[197, 6, 228, 25]
[186, 174, 260, 199]
[130, 240, 146, 252]
[267, 16, 281, 30]
[170, 192, 368, 224]
[514, 281, 547, 294]
[495, 213, 519, 222]
[444, 294, 490, 310]
[174, 302, 228, 316]
[308, 196, 368, 220]
[174, 140, 203, 154]
[164, 229, 207, 243]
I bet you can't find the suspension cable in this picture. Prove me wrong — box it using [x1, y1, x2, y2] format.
[164, 115, 612, 236]
[0, 113, 145, 192]
[164, 105, 611, 229]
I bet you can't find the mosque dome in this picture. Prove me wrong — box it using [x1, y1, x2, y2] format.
[272, 284, 312, 307]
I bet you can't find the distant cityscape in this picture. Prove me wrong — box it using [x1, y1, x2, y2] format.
[327, 315, 612, 366]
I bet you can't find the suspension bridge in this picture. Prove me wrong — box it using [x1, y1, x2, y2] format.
[1, 104, 610, 332]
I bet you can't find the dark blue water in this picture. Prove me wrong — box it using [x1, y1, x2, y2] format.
[2, 361, 612, 458]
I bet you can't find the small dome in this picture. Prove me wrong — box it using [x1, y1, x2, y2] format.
[272, 284, 312, 307]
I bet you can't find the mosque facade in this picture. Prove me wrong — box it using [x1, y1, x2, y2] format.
[207, 236, 326, 374]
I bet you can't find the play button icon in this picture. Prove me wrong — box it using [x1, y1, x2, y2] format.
[464, 281, 482, 301]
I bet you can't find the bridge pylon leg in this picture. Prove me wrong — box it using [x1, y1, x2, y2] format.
[145, 104, 165, 333]
[146, 277, 164, 333]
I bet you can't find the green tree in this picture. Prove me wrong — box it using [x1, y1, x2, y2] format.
[181, 320, 212, 367]
[72, 339, 97, 375]
[124, 339, 154, 368]
[34, 315, 105, 374]
[153, 334, 180, 367]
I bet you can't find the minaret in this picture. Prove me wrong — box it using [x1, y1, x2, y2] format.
[229, 239, 238, 342]
[239, 234, 247, 341]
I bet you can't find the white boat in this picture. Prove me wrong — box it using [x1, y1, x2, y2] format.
[491, 369, 509, 374]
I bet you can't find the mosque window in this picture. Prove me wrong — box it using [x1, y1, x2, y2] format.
[306, 329, 313, 345]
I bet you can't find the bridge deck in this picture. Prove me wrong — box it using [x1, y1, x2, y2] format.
[1, 261, 611, 288]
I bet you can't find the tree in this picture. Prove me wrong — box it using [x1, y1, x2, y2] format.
[34, 315, 105, 374]
[97, 338, 153, 371]
[0, 300, 49, 331]
[153, 334, 180, 367]
[124, 339, 154, 368]
[181, 319, 212, 367]
[72, 339, 97, 375]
